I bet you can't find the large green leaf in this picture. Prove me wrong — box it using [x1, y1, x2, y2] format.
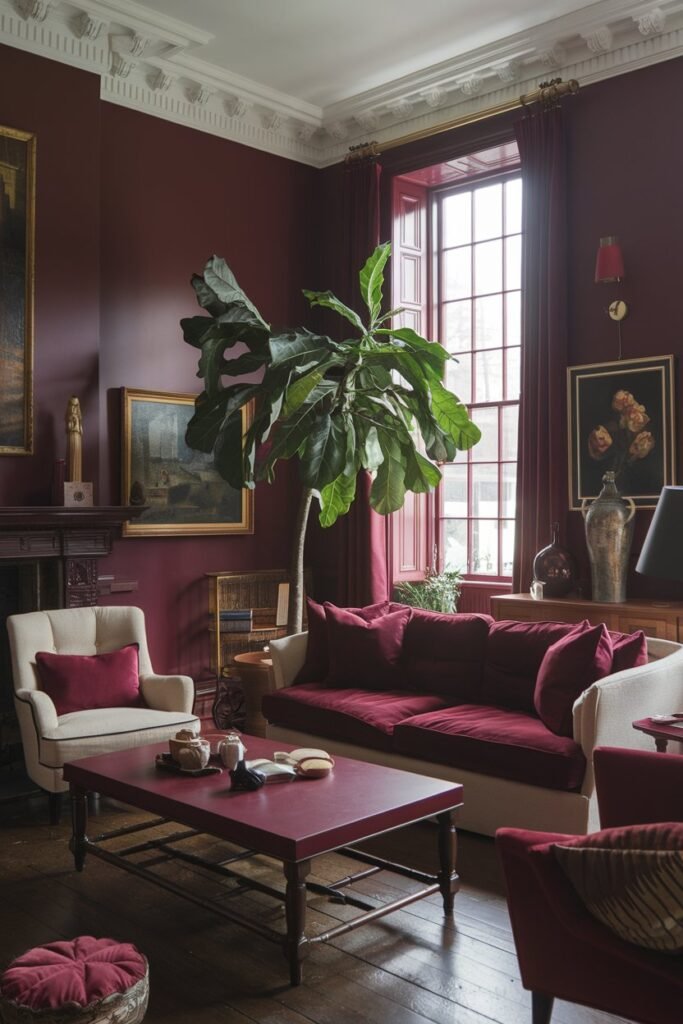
[263, 382, 336, 469]
[220, 349, 267, 378]
[186, 384, 257, 453]
[404, 448, 442, 493]
[181, 316, 225, 350]
[431, 381, 482, 449]
[300, 414, 348, 490]
[302, 289, 365, 334]
[190, 273, 227, 318]
[213, 411, 247, 490]
[370, 430, 407, 514]
[319, 471, 357, 527]
[203, 257, 269, 328]
[269, 329, 340, 375]
[374, 327, 447, 382]
[359, 242, 391, 324]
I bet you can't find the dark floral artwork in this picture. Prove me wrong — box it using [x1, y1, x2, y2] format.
[568, 356, 675, 509]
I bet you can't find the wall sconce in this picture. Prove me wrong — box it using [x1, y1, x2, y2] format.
[595, 235, 628, 357]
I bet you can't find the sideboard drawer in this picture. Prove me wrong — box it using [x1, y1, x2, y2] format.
[615, 612, 677, 642]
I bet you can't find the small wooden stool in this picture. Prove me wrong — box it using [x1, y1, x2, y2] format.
[0, 936, 148, 1023]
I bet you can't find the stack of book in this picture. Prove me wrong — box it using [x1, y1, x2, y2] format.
[219, 609, 253, 633]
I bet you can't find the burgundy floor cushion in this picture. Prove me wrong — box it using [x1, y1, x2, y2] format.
[0, 936, 149, 1023]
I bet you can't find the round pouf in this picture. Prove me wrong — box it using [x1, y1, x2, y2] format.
[0, 937, 148, 1024]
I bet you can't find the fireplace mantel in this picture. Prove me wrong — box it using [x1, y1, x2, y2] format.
[0, 506, 145, 608]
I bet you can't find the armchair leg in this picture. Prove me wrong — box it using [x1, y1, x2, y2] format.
[48, 792, 63, 825]
[532, 992, 554, 1024]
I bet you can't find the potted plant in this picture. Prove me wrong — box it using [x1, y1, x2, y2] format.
[181, 243, 480, 633]
[393, 567, 463, 615]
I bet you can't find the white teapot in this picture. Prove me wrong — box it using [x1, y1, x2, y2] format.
[218, 733, 247, 770]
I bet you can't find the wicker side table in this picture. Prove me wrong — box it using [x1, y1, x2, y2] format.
[233, 652, 274, 737]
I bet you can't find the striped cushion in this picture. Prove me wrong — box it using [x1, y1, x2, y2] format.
[554, 823, 683, 952]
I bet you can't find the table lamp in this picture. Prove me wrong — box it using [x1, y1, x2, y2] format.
[635, 486, 683, 581]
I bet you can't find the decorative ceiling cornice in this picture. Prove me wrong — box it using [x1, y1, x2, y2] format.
[1, 0, 682, 167]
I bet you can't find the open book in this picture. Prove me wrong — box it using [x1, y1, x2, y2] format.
[246, 758, 297, 783]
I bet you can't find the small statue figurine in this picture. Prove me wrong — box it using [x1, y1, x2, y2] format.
[66, 396, 83, 482]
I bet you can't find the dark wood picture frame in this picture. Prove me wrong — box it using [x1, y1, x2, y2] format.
[121, 388, 254, 537]
[567, 355, 676, 510]
[0, 124, 36, 454]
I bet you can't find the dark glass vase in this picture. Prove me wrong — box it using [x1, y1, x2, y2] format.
[532, 522, 578, 598]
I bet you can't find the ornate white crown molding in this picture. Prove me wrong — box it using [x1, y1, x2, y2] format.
[0, 0, 682, 168]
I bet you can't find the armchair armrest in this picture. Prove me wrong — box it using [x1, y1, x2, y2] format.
[14, 688, 59, 733]
[594, 746, 683, 827]
[269, 632, 308, 688]
[139, 673, 194, 714]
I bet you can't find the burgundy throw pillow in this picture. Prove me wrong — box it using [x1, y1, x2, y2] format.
[324, 603, 411, 690]
[35, 644, 141, 716]
[534, 623, 613, 736]
[293, 597, 390, 684]
[552, 822, 683, 952]
[611, 630, 648, 673]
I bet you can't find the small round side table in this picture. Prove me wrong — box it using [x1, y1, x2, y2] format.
[233, 651, 274, 737]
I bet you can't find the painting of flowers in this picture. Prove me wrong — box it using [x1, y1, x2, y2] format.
[568, 356, 675, 509]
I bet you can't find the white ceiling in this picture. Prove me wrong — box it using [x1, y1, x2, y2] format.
[135, 0, 601, 108]
[1, 0, 681, 165]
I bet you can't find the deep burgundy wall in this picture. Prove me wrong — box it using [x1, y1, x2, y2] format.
[0, 44, 319, 677]
[564, 59, 683, 600]
[0, 45, 101, 504]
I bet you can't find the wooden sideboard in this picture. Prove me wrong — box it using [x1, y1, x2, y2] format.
[489, 593, 683, 643]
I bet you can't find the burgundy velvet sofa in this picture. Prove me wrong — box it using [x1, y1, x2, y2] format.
[264, 604, 683, 836]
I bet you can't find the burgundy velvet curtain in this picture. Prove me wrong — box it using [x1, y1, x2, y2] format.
[512, 106, 569, 592]
[336, 156, 389, 606]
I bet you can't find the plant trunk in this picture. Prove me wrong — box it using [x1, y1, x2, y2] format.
[287, 487, 314, 635]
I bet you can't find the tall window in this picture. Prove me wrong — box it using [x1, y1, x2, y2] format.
[390, 150, 521, 585]
[438, 174, 522, 578]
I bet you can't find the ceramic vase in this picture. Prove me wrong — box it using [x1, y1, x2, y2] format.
[532, 522, 578, 597]
[582, 471, 635, 603]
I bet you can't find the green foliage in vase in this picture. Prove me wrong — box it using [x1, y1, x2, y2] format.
[181, 243, 480, 631]
[394, 569, 463, 614]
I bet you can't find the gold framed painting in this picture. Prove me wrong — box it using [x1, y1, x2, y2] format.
[121, 388, 254, 537]
[0, 124, 36, 454]
[567, 355, 676, 510]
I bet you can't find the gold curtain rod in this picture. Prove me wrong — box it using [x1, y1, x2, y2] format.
[346, 78, 579, 161]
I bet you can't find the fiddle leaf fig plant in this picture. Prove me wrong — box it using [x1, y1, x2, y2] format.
[182, 243, 480, 634]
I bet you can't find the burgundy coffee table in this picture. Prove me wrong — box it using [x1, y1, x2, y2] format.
[63, 736, 463, 985]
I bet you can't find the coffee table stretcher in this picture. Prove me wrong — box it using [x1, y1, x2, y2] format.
[65, 740, 463, 986]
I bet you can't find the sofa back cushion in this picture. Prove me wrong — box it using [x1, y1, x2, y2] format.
[610, 630, 648, 673]
[324, 603, 412, 690]
[534, 622, 613, 736]
[481, 619, 581, 713]
[294, 598, 391, 684]
[402, 610, 492, 700]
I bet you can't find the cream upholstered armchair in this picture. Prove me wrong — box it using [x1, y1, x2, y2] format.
[8, 605, 199, 823]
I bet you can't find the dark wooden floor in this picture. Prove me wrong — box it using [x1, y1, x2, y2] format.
[0, 792, 631, 1024]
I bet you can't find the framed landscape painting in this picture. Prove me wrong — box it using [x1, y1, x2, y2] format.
[121, 388, 254, 537]
[567, 355, 675, 509]
[0, 124, 36, 454]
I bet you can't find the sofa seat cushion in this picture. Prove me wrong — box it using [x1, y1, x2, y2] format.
[262, 684, 451, 752]
[402, 609, 492, 700]
[481, 620, 582, 713]
[36, 707, 199, 769]
[393, 704, 586, 791]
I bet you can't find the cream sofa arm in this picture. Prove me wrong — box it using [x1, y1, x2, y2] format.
[14, 688, 59, 732]
[573, 641, 683, 795]
[140, 673, 195, 713]
[269, 632, 308, 689]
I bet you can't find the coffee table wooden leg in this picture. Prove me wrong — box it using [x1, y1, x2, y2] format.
[283, 859, 311, 985]
[69, 784, 88, 872]
[437, 809, 459, 915]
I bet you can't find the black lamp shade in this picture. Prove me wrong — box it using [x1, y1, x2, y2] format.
[635, 486, 683, 582]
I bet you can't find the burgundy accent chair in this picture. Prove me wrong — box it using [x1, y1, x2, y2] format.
[497, 746, 683, 1024]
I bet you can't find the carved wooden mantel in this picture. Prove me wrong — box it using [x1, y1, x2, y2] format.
[0, 506, 145, 608]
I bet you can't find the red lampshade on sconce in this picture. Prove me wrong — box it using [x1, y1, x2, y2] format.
[595, 235, 628, 357]
[595, 236, 625, 284]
